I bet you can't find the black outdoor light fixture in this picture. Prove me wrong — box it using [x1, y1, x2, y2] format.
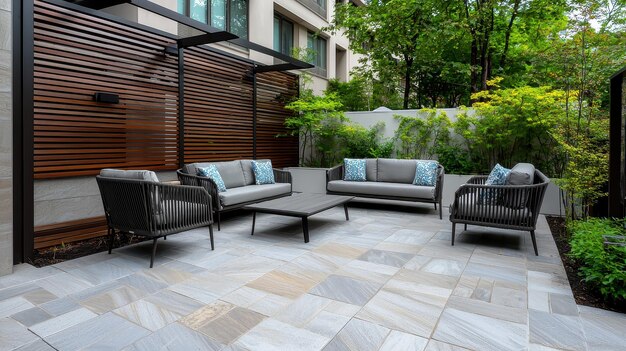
[93, 92, 120, 104]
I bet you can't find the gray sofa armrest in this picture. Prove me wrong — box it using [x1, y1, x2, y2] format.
[148, 182, 213, 230]
[273, 168, 292, 184]
[177, 169, 220, 211]
[327, 164, 343, 183]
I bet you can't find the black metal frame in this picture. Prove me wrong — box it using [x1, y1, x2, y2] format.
[609, 66, 626, 217]
[13, 0, 35, 264]
[326, 162, 445, 219]
[177, 167, 293, 231]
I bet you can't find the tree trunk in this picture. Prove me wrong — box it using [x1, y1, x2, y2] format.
[500, 0, 520, 68]
[403, 57, 413, 109]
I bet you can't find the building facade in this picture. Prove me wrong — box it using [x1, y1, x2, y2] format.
[105, 0, 362, 94]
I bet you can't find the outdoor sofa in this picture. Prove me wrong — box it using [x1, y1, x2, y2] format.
[448, 163, 550, 255]
[96, 169, 214, 268]
[177, 160, 292, 230]
[326, 158, 445, 218]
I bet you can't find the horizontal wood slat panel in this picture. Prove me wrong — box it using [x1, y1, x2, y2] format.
[255, 72, 299, 168]
[183, 47, 255, 163]
[34, 216, 108, 249]
[33, 0, 179, 179]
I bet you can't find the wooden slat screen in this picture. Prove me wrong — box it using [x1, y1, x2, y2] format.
[32, 1, 300, 249]
[33, 1, 180, 179]
[255, 72, 299, 168]
[183, 47, 255, 163]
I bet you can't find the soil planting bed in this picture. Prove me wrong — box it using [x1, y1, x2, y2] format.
[546, 215, 625, 313]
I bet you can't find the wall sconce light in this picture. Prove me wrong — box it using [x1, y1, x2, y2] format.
[93, 92, 120, 104]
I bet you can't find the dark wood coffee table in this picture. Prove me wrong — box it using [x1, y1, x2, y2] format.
[243, 193, 354, 243]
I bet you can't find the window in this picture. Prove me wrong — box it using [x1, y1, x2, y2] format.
[295, 0, 327, 18]
[273, 14, 294, 56]
[178, 0, 248, 39]
[307, 32, 327, 76]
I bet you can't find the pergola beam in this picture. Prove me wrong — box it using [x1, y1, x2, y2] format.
[254, 62, 313, 74]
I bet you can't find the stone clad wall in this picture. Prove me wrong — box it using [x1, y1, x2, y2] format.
[0, 0, 13, 276]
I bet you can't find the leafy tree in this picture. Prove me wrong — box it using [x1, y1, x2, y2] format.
[394, 109, 452, 159]
[284, 90, 345, 166]
[460, 78, 568, 175]
[325, 77, 371, 111]
[327, 0, 442, 109]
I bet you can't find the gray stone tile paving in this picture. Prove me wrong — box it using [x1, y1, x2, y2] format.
[0, 203, 624, 350]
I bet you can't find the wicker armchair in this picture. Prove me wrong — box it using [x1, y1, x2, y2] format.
[96, 176, 214, 268]
[177, 168, 292, 230]
[449, 170, 549, 255]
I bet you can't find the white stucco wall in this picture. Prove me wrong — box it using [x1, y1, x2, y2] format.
[0, 0, 13, 276]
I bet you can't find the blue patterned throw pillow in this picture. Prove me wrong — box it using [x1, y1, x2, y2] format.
[481, 163, 511, 204]
[252, 160, 275, 185]
[197, 165, 227, 192]
[344, 158, 367, 181]
[413, 161, 439, 186]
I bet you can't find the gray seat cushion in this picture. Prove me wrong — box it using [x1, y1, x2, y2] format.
[219, 183, 291, 207]
[327, 180, 435, 199]
[100, 169, 159, 182]
[451, 194, 530, 222]
[190, 161, 246, 189]
[377, 159, 417, 184]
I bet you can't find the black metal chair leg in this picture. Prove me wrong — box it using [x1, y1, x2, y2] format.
[251, 212, 256, 235]
[149, 238, 158, 268]
[439, 200, 442, 219]
[163, 236, 167, 241]
[530, 230, 538, 256]
[344, 203, 349, 221]
[464, 224, 467, 231]
[434, 202, 437, 209]
[209, 224, 214, 250]
[217, 211, 221, 231]
[451, 223, 456, 246]
[107, 228, 114, 254]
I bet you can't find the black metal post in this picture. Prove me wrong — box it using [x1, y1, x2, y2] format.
[252, 66, 257, 160]
[14, 0, 35, 263]
[609, 70, 625, 217]
[178, 47, 185, 169]
[12, 0, 23, 264]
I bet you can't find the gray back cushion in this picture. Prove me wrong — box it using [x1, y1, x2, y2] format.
[100, 169, 159, 182]
[188, 161, 246, 189]
[182, 163, 197, 175]
[505, 163, 536, 208]
[213, 161, 246, 189]
[241, 159, 270, 185]
[377, 159, 417, 184]
[365, 158, 378, 181]
[507, 163, 535, 185]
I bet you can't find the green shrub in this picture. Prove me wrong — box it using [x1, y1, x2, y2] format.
[568, 218, 626, 302]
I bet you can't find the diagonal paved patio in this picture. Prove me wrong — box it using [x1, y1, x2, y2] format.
[1, 202, 625, 351]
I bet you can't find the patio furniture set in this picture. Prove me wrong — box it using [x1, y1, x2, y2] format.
[96, 158, 549, 267]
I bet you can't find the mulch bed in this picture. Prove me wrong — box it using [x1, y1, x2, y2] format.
[546, 215, 626, 313]
[29, 232, 148, 268]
